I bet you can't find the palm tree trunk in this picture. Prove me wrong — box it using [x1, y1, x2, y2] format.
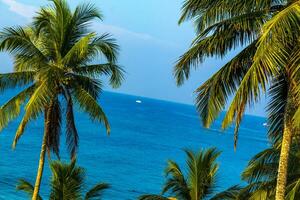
[32, 130, 47, 200]
[32, 106, 51, 200]
[275, 92, 294, 200]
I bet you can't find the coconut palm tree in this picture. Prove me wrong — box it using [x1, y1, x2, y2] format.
[138, 148, 238, 200]
[0, 0, 124, 199]
[175, 1, 300, 199]
[17, 160, 110, 200]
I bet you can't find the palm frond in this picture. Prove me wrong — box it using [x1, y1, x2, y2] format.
[0, 26, 46, 61]
[163, 160, 190, 200]
[72, 86, 110, 134]
[74, 63, 124, 88]
[71, 74, 102, 100]
[266, 73, 289, 143]
[90, 33, 119, 63]
[138, 195, 171, 200]
[253, 2, 300, 77]
[62, 33, 95, 66]
[0, 71, 35, 91]
[63, 89, 79, 160]
[0, 84, 35, 131]
[16, 179, 43, 200]
[12, 80, 56, 148]
[50, 160, 84, 200]
[210, 185, 242, 200]
[242, 147, 279, 183]
[286, 178, 300, 200]
[195, 41, 256, 128]
[84, 183, 110, 200]
[45, 98, 62, 158]
[175, 16, 260, 86]
[185, 148, 220, 199]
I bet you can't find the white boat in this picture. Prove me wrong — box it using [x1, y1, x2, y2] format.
[263, 122, 268, 127]
[136, 100, 142, 104]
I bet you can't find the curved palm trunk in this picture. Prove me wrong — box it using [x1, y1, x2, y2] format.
[32, 106, 51, 200]
[275, 123, 292, 200]
[32, 130, 47, 200]
[275, 89, 294, 200]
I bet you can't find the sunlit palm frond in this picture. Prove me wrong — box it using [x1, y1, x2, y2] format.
[63, 2, 103, 52]
[12, 80, 56, 148]
[0, 84, 35, 131]
[221, 52, 276, 149]
[163, 160, 190, 200]
[254, 2, 300, 76]
[175, 7, 268, 86]
[16, 179, 43, 200]
[72, 86, 110, 134]
[185, 148, 220, 199]
[50, 160, 84, 200]
[195, 42, 256, 128]
[62, 33, 95, 66]
[286, 178, 300, 200]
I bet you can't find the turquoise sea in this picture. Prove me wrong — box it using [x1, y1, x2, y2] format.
[0, 91, 268, 199]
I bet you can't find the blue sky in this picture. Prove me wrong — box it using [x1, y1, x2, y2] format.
[0, 0, 267, 116]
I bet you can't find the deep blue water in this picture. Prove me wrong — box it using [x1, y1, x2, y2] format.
[0, 91, 268, 199]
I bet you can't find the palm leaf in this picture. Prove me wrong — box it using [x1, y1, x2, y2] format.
[163, 160, 190, 200]
[16, 179, 43, 200]
[210, 185, 242, 200]
[138, 195, 171, 200]
[194, 41, 256, 128]
[74, 63, 124, 88]
[84, 183, 110, 200]
[12, 80, 55, 148]
[0, 84, 35, 131]
[0, 71, 35, 91]
[72, 86, 110, 134]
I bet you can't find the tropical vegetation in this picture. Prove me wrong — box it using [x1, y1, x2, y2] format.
[0, 0, 299, 199]
[175, 0, 300, 199]
[17, 160, 110, 200]
[0, 0, 123, 199]
[139, 148, 242, 200]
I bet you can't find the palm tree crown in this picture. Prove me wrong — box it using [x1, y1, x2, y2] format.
[17, 160, 110, 200]
[0, 0, 124, 199]
[175, 1, 300, 199]
[0, 0, 124, 157]
[139, 148, 223, 200]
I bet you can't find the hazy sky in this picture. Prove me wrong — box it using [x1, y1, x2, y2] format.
[0, 0, 267, 116]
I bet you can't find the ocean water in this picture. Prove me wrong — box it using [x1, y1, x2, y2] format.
[0, 91, 268, 199]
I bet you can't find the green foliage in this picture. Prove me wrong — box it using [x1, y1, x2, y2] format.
[239, 140, 300, 200]
[175, 0, 300, 149]
[17, 160, 110, 200]
[139, 148, 225, 200]
[0, 0, 124, 159]
[17, 179, 43, 200]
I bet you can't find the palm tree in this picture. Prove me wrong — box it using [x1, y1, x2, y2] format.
[0, 0, 124, 199]
[17, 160, 110, 200]
[138, 148, 238, 200]
[239, 140, 300, 199]
[175, 1, 300, 199]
